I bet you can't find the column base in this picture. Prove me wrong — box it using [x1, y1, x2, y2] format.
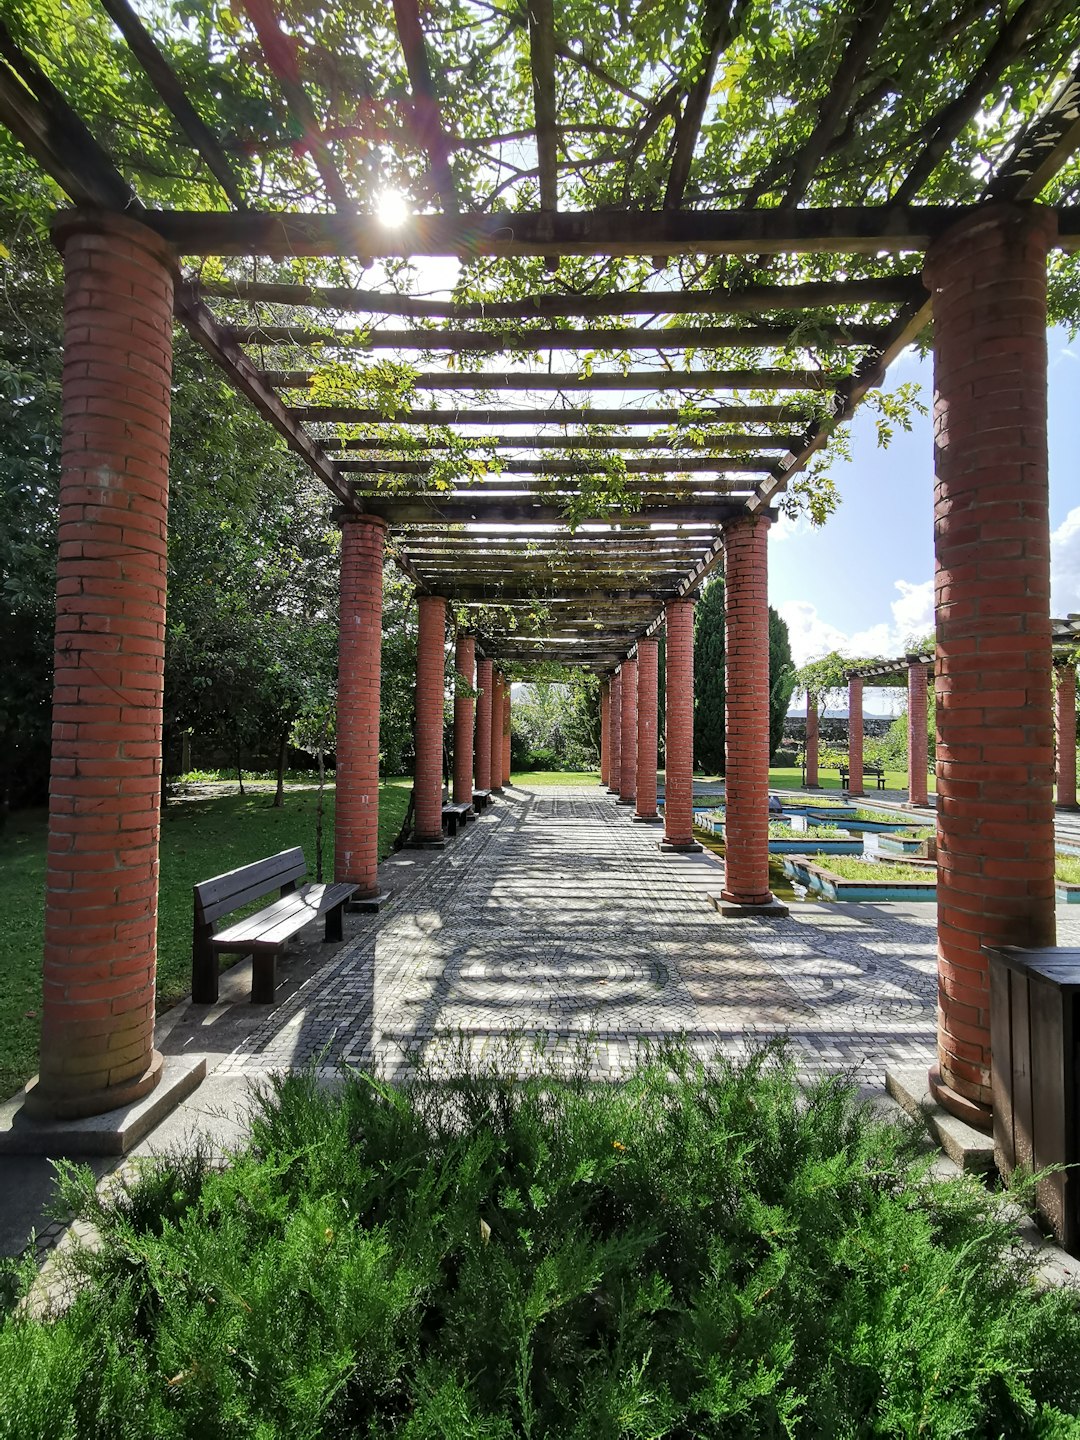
[615, 796, 636, 806]
[658, 839, 703, 854]
[928, 1063, 993, 1134]
[348, 890, 391, 913]
[407, 835, 447, 850]
[1056, 802, 1080, 813]
[606, 786, 621, 796]
[633, 813, 662, 823]
[803, 783, 821, 790]
[22, 1048, 165, 1124]
[489, 785, 505, 795]
[710, 894, 789, 918]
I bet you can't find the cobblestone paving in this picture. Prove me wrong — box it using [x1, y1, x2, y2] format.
[206, 782, 1080, 1087]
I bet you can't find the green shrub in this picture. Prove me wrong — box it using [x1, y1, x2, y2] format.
[2, 1046, 1078, 1438]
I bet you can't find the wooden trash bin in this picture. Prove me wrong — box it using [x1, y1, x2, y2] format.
[987, 945, 1080, 1254]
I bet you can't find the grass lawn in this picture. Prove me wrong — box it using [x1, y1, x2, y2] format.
[816, 854, 935, 882]
[4, 1046, 1079, 1435]
[511, 769, 600, 786]
[0, 780, 412, 1101]
[1056, 853, 1080, 884]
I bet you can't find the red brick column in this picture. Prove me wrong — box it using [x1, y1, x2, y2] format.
[608, 668, 622, 795]
[805, 693, 820, 788]
[721, 515, 779, 909]
[1058, 665, 1078, 810]
[453, 632, 476, 806]
[600, 680, 611, 787]
[907, 661, 930, 808]
[335, 515, 387, 897]
[27, 213, 177, 1121]
[414, 595, 446, 843]
[475, 657, 493, 790]
[618, 657, 638, 804]
[661, 600, 700, 851]
[847, 677, 864, 797]
[489, 671, 504, 791]
[502, 686, 512, 786]
[926, 203, 1057, 1124]
[635, 638, 659, 820]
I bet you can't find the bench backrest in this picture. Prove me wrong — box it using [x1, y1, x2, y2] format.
[194, 847, 307, 925]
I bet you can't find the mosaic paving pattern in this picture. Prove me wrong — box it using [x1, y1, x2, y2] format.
[213, 782, 1073, 1085]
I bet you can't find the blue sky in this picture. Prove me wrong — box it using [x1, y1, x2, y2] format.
[773, 325, 1080, 714]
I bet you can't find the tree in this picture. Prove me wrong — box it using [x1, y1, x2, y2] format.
[694, 578, 796, 773]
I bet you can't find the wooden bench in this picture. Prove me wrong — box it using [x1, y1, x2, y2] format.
[472, 788, 492, 812]
[192, 847, 357, 1005]
[441, 801, 473, 836]
[838, 761, 886, 790]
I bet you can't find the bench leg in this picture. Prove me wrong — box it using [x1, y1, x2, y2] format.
[192, 932, 219, 1005]
[324, 902, 344, 943]
[251, 951, 277, 1004]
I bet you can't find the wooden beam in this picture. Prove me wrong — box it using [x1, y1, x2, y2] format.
[143, 205, 1080, 257]
[97, 0, 248, 209]
[340, 457, 776, 474]
[324, 432, 801, 451]
[0, 21, 138, 211]
[229, 322, 883, 350]
[198, 275, 923, 318]
[270, 368, 834, 391]
[174, 285, 354, 508]
[295, 405, 792, 424]
[391, 0, 457, 211]
[987, 58, 1080, 203]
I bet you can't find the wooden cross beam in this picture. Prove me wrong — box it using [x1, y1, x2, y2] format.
[339, 457, 777, 474]
[322, 432, 802, 451]
[269, 368, 834, 391]
[295, 405, 793, 424]
[228, 322, 884, 350]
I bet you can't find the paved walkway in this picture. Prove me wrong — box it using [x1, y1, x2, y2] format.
[164, 783, 958, 1086]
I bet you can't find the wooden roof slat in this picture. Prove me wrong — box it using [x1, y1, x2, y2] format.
[144, 205, 1080, 257]
[777, 0, 893, 209]
[296, 405, 792, 424]
[987, 56, 1080, 203]
[340, 457, 776, 474]
[391, 0, 458, 212]
[98, 0, 249, 210]
[239, 0, 356, 214]
[268, 368, 834, 391]
[323, 432, 801, 451]
[230, 322, 884, 350]
[891, 0, 1062, 205]
[359, 499, 749, 525]
[197, 275, 922, 318]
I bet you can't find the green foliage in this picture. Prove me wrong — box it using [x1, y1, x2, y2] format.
[815, 855, 934, 882]
[4, 1046, 1080, 1435]
[510, 675, 600, 772]
[1055, 854, 1080, 885]
[694, 580, 796, 772]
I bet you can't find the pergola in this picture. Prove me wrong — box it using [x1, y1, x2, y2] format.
[2, 2, 1078, 1135]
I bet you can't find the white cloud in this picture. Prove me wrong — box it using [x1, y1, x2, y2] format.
[778, 577, 934, 670]
[1051, 506, 1080, 618]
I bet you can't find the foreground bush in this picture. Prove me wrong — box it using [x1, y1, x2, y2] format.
[2, 1046, 1079, 1437]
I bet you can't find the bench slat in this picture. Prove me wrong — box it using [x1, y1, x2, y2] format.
[212, 882, 357, 950]
[195, 847, 307, 923]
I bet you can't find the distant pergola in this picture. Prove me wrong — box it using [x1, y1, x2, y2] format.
[1, 3, 1078, 1137]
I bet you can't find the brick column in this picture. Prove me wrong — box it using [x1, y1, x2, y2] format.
[1058, 665, 1078, 810]
[489, 671, 504, 791]
[926, 203, 1057, 1125]
[413, 595, 446, 844]
[805, 692, 820, 788]
[27, 213, 177, 1121]
[502, 685, 512, 787]
[453, 632, 476, 806]
[335, 515, 387, 897]
[661, 600, 701, 851]
[847, 676, 864, 797]
[618, 657, 637, 804]
[720, 515, 781, 911]
[907, 660, 930, 808]
[607, 668, 622, 795]
[475, 656, 493, 791]
[635, 638, 660, 820]
[600, 680, 611, 787]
